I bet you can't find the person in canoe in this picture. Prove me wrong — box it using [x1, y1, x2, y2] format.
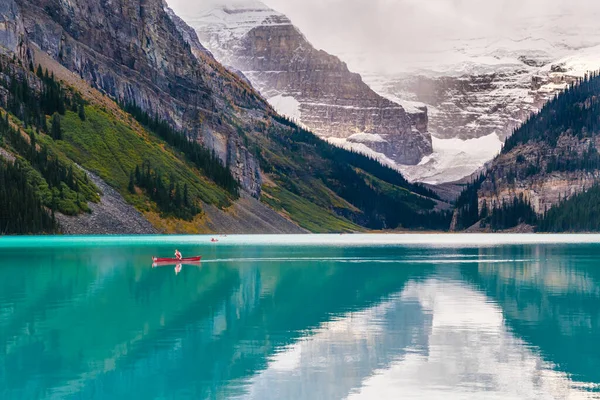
[175, 249, 182, 261]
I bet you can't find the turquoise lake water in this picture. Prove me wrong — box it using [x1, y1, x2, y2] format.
[1, 234, 600, 399]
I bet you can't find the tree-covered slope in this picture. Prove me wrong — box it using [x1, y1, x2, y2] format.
[0, 56, 239, 233]
[255, 116, 450, 231]
[453, 72, 600, 232]
[0, 0, 451, 234]
[0, 51, 448, 234]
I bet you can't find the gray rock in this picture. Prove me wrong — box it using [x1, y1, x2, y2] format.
[377, 69, 580, 142]
[56, 172, 158, 235]
[184, 2, 433, 165]
[0, 0, 30, 62]
[17, 0, 266, 196]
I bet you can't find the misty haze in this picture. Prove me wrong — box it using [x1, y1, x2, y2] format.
[4, 0, 600, 399]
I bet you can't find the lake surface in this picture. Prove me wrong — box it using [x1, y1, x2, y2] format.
[1, 234, 600, 399]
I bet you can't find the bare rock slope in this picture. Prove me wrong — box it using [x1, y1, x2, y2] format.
[173, 0, 433, 165]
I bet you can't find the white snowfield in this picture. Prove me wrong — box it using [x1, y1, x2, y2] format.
[267, 95, 301, 122]
[329, 133, 502, 185]
[168, 0, 290, 59]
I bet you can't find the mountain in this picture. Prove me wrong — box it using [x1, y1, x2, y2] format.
[0, 0, 448, 234]
[327, 4, 600, 184]
[169, 0, 433, 166]
[452, 72, 600, 232]
[0, 0, 29, 61]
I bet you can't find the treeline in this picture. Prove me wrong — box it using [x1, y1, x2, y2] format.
[0, 59, 98, 229]
[1, 63, 86, 133]
[454, 176, 539, 231]
[329, 164, 451, 230]
[481, 195, 538, 231]
[121, 102, 239, 197]
[0, 112, 97, 215]
[504, 70, 600, 152]
[453, 180, 600, 232]
[453, 174, 485, 230]
[131, 163, 200, 221]
[265, 116, 450, 230]
[538, 185, 600, 232]
[545, 142, 600, 173]
[0, 159, 57, 234]
[270, 113, 441, 200]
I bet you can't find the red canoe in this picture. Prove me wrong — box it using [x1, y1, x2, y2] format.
[152, 256, 202, 263]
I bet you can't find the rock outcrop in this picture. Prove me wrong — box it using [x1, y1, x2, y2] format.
[0, 0, 30, 62]
[372, 69, 580, 142]
[174, 0, 433, 165]
[57, 171, 159, 235]
[16, 0, 266, 196]
[451, 72, 600, 232]
[478, 137, 600, 215]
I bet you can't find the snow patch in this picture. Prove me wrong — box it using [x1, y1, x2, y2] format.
[168, 0, 290, 44]
[267, 95, 301, 122]
[327, 138, 399, 169]
[347, 133, 387, 143]
[328, 132, 502, 185]
[399, 133, 503, 184]
[540, 44, 600, 78]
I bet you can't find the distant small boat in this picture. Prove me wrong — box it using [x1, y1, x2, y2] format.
[152, 256, 201, 263]
[211, 238, 219, 243]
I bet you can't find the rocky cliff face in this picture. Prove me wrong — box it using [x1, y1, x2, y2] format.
[16, 0, 266, 196]
[172, 0, 433, 165]
[369, 68, 581, 142]
[478, 137, 600, 215]
[0, 0, 30, 62]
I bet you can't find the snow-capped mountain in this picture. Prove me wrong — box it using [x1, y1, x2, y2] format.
[328, 2, 600, 182]
[167, 0, 433, 166]
[355, 41, 600, 142]
[168, 0, 600, 184]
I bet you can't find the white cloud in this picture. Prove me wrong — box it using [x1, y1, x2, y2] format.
[260, 0, 600, 74]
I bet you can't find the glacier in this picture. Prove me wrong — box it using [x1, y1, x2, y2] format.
[168, 0, 600, 185]
[329, 133, 502, 185]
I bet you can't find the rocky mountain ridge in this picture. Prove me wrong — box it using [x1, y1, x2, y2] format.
[452, 72, 600, 232]
[366, 64, 582, 142]
[17, 0, 266, 196]
[0, 0, 448, 234]
[319, 3, 600, 183]
[171, 0, 433, 165]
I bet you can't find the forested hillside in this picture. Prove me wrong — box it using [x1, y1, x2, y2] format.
[0, 52, 450, 234]
[0, 55, 242, 234]
[453, 71, 600, 232]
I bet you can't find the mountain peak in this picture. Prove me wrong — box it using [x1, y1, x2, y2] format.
[169, 0, 434, 166]
[169, 0, 291, 50]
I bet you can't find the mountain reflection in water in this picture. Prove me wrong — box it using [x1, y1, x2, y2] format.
[0, 237, 599, 399]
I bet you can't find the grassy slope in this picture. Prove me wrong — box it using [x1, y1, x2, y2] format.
[253, 133, 367, 230]
[0, 110, 100, 216]
[31, 50, 361, 233]
[51, 107, 232, 211]
[356, 169, 437, 212]
[262, 185, 362, 233]
[252, 123, 445, 231]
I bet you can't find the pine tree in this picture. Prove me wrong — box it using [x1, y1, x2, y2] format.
[128, 173, 135, 193]
[78, 102, 86, 121]
[51, 113, 62, 140]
